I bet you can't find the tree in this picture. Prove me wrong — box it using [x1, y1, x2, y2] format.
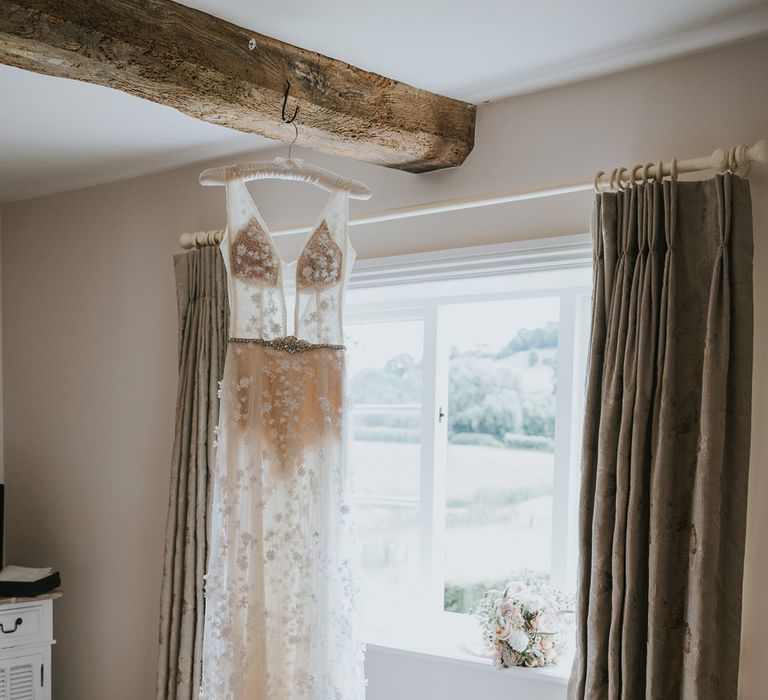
[497, 321, 559, 357]
[521, 395, 556, 437]
[384, 354, 416, 378]
[350, 354, 422, 404]
[448, 358, 523, 439]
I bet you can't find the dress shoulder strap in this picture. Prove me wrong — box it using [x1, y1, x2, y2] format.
[224, 170, 260, 240]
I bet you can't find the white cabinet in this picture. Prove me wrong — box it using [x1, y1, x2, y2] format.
[0, 651, 45, 699]
[0, 594, 58, 700]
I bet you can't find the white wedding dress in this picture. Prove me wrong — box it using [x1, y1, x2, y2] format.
[200, 170, 366, 699]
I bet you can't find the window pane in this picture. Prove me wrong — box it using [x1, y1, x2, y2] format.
[347, 320, 423, 622]
[442, 297, 560, 614]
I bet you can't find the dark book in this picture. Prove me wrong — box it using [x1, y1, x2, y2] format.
[0, 566, 61, 598]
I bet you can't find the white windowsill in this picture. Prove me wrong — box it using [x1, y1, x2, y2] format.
[365, 614, 572, 686]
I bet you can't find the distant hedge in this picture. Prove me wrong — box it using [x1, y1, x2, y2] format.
[353, 427, 421, 443]
[448, 432, 504, 448]
[502, 433, 554, 452]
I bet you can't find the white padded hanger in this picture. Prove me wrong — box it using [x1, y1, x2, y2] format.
[199, 157, 372, 200]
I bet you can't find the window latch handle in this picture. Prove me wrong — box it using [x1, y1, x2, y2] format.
[438, 406, 446, 423]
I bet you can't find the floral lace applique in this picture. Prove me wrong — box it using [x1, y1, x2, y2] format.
[296, 221, 343, 292]
[231, 218, 280, 287]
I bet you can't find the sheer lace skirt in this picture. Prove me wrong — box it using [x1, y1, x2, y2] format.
[200, 342, 365, 700]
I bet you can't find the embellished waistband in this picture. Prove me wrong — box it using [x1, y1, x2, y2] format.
[228, 335, 345, 354]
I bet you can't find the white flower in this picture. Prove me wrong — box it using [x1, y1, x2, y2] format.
[517, 594, 543, 613]
[508, 629, 529, 653]
[537, 613, 558, 633]
[506, 580, 527, 596]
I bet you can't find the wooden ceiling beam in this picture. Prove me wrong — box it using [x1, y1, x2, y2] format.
[0, 0, 476, 172]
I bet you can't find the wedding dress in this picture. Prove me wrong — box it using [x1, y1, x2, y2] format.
[199, 169, 366, 699]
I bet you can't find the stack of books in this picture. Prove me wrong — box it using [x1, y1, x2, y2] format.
[0, 566, 60, 597]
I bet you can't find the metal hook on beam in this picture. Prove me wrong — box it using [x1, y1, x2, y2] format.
[281, 81, 299, 124]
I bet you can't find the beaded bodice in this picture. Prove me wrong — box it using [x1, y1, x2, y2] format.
[220, 172, 355, 346]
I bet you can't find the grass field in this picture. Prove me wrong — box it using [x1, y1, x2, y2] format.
[352, 440, 554, 611]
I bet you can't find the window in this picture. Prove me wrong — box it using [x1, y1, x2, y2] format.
[345, 236, 592, 652]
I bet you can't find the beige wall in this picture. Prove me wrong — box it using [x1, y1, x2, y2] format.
[1, 37, 766, 699]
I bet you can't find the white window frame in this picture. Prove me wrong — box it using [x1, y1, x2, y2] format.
[345, 234, 592, 666]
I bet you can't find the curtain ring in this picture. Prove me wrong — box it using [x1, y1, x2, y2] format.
[630, 164, 643, 188]
[609, 168, 620, 192]
[669, 158, 678, 182]
[615, 166, 629, 191]
[593, 170, 605, 193]
[642, 162, 653, 185]
[653, 160, 663, 182]
[728, 146, 737, 173]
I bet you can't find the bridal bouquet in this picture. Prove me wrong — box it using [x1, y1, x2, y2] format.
[474, 573, 574, 669]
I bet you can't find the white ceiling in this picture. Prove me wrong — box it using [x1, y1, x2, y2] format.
[1, 0, 767, 203]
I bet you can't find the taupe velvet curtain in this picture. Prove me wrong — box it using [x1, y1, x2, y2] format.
[157, 247, 228, 700]
[569, 174, 754, 699]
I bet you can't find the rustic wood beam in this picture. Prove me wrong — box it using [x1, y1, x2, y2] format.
[0, 0, 476, 172]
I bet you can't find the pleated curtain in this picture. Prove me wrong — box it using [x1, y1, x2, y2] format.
[157, 247, 229, 700]
[569, 174, 754, 699]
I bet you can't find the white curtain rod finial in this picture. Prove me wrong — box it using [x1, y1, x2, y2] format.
[750, 138, 768, 166]
[179, 231, 195, 248]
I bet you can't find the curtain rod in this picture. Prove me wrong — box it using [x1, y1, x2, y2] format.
[179, 138, 767, 249]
